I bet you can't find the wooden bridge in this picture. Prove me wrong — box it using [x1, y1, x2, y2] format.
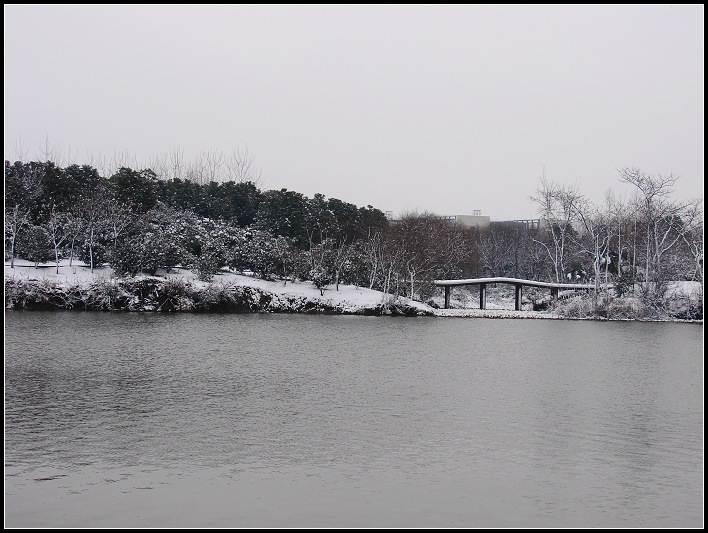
[433, 277, 597, 310]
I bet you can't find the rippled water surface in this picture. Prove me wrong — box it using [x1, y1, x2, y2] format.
[5, 312, 703, 527]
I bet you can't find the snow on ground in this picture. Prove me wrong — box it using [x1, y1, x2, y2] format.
[4, 259, 432, 315]
[5, 259, 702, 320]
[5, 258, 116, 284]
[3, 260, 553, 316]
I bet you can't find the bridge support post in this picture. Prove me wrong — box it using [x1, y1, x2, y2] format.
[515, 283, 523, 311]
[551, 287, 558, 301]
[479, 283, 487, 310]
[444, 286, 450, 309]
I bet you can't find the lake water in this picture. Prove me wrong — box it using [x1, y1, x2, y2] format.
[4, 312, 703, 527]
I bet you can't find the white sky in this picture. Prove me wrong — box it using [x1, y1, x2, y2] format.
[4, 4, 704, 221]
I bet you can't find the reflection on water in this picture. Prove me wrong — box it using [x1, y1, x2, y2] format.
[5, 312, 703, 527]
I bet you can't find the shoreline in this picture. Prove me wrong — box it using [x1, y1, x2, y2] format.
[4, 261, 703, 323]
[432, 308, 702, 323]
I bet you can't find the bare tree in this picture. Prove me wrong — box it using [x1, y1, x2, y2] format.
[530, 177, 583, 282]
[680, 202, 704, 284]
[619, 168, 702, 300]
[5, 207, 31, 268]
[392, 213, 439, 299]
[362, 228, 403, 294]
[386, 213, 473, 300]
[331, 240, 354, 291]
[13, 137, 28, 162]
[145, 146, 263, 185]
[477, 224, 517, 278]
[64, 216, 86, 267]
[86, 152, 110, 178]
[188, 149, 225, 184]
[110, 149, 139, 176]
[75, 188, 111, 272]
[38, 135, 60, 163]
[224, 147, 262, 186]
[5, 162, 44, 267]
[46, 206, 71, 274]
[143, 152, 168, 181]
[165, 146, 186, 181]
[571, 195, 615, 305]
[364, 231, 382, 290]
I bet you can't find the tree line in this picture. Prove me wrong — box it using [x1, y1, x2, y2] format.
[4, 159, 703, 312]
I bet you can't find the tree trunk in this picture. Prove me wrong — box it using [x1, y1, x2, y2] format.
[89, 225, 95, 272]
[10, 233, 16, 268]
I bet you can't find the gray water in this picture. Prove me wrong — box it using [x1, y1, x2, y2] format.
[4, 312, 703, 527]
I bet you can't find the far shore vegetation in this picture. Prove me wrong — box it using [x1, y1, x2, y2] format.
[5, 152, 703, 320]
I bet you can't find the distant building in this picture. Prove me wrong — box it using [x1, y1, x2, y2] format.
[493, 218, 590, 235]
[493, 219, 541, 230]
[385, 210, 545, 231]
[386, 211, 491, 228]
[439, 213, 491, 229]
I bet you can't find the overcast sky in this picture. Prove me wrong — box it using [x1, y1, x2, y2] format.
[4, 4, 704, 221]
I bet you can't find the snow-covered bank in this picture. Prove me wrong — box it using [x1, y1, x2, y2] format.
[4, 260, 703, 322]
[4, 260, 432, 316]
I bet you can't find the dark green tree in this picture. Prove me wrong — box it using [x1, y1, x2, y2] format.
[109, 167, 159, 214]
[255, 189, 309, 246]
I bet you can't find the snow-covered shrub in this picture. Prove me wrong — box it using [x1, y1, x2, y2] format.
[193, 281, 237, 310]
[83, 278, 126, 310]
[76, 239, 109, 269]
[15, 224, 53, 266]
[554, 295, 594, 318]
[309, 266, 332, 296]
[109, 238, 144, 277]
[604, 298, 642, 320]
[155, 278, 195, 311]
[193, 252, 222, 282]
[236, 230, 296, 281]
[666, 293, 703, 320]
